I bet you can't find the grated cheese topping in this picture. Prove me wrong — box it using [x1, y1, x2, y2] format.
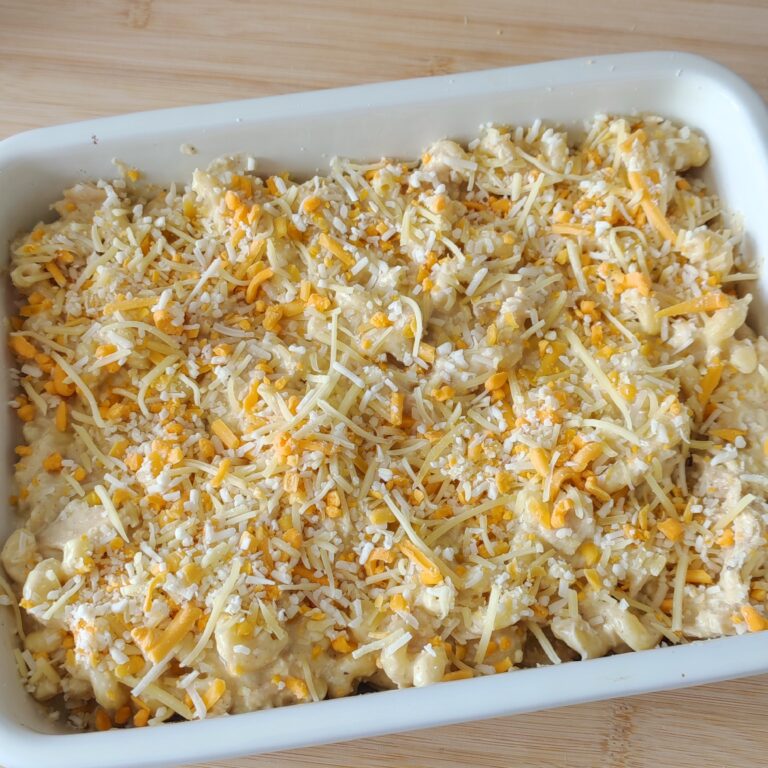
[3, 114, 768, 732]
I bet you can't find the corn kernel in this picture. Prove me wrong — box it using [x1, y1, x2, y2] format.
[432, 385, 454, 402]
[114, 706, 131, 726]
[115, 662, 130, 679]
[17, 403, 36, 422]
[370, 311, 391, 328]
[133, 708, 149, 727]
[111, 488, 132, 507]
[43, 452, 62, 472]
[285, 676, 309, 700]
[94, 708, 111, 731]
[331, 634, 356, 653]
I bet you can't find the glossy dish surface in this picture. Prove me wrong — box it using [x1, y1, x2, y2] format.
[0, 51, 767, 768]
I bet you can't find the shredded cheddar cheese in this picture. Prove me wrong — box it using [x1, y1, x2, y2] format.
[3, 114, 767, 734]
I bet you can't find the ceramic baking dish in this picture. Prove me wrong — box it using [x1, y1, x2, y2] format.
[1, 50, 767, 768]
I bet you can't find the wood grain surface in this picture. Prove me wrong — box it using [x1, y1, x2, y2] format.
[1, 1, 767, 766]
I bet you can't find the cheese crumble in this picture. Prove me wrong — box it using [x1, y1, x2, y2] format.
[3, 115, 768, 730]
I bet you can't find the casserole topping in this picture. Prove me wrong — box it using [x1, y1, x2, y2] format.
[2, 115, 768, 729]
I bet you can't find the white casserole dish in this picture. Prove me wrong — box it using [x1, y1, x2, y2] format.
[1, 50, 767, 768]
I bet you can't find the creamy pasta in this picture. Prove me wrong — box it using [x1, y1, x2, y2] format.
[2, 114, 768, 731]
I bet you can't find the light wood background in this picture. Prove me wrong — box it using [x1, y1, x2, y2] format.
[1, 1, 767, 766]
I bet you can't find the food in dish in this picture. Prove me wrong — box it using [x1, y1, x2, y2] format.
[2, 114, 767, 730]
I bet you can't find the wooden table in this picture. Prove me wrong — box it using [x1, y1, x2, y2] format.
[2, 1, 767, 766]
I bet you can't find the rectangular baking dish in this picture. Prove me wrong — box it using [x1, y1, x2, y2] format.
[1, 50, 767, 768]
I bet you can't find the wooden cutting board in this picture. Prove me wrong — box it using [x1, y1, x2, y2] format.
[2, 1, 767, 766]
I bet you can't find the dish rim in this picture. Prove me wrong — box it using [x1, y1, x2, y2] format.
[0, 49, 767, 768]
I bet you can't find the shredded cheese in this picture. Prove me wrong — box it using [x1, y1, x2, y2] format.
[474, 583, 501, 664]
[181, 559, 241, 667]
[93, 484, 129, 542]
[563, 328, 633, 429]
[50, 352, 107, 428]
[5, 114, 765, 731]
